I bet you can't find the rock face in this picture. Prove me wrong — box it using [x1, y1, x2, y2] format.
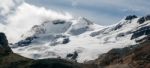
[0, 32, 12, 55]
[125, 15, 137, 20]
[138, 15, 150, 24]
[15, 36, 38, 47]
[131, 26, 150, 39]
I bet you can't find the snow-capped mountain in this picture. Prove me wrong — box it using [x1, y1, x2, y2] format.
[0, 1, 150, 62]
[11, 16, 104, 62]
[8, 14, 150, 63]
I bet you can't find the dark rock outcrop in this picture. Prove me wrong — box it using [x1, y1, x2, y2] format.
[113, 24, 122, 30]
[16, 36, 38, 47]
[125, 15, 137, 20]
[131, 26, 150, 40]
[53, 20, 66, 24]
[0, 32, 12, 55]
[62, 38, 70, 44]
[66, 51, 78, 60]
[138, 15, 150, 24]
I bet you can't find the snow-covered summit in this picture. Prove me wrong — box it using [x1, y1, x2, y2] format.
[10, 14, 150, 63]
[21, 17, 103, 38]
[1, 10, 150, 62]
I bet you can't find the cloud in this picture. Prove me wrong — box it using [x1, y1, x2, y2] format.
[0, 2, 73, 43]
[25, 0, 150, 25]
[0, 0, 15, 15]
[0, 0, 23, 15]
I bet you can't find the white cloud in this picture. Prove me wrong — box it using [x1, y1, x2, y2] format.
[0, 0, 15, 15]
[0, 0, 24, 15]
[0, 2, 73, 43]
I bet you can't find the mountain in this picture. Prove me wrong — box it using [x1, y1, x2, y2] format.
[0, 14, 150, 68]
[0, 25, 150, 68]
[10, 17, 104, 62]
[0, 32, 81, 68]
[6, 14, 149, 63]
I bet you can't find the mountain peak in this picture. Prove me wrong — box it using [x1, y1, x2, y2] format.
[4, 14, 150, 63]
[125, 15, 138, 20]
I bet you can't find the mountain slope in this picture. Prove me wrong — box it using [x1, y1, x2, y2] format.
[10, 17, 104, 62]
[8, 15, 150, 63]
[87, 35, 150, 68]
[0, 32, 81, 68]
[1, 28, 150, 68]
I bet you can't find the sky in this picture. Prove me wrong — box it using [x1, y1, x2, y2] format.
[0, 0, 150, 25]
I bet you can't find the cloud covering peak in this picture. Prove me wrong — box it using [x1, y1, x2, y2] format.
[0, 1, 73, 43]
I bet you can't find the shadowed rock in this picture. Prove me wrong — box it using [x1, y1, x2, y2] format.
[53, 20, 66, 24]
[0, 32, 12, 55]
[138, 15, 150, 24]
[125, 15, 137, 20]
[62, 38, 70, 44]
[131, 26, 150, 40]
[67, 51, 78, 61]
